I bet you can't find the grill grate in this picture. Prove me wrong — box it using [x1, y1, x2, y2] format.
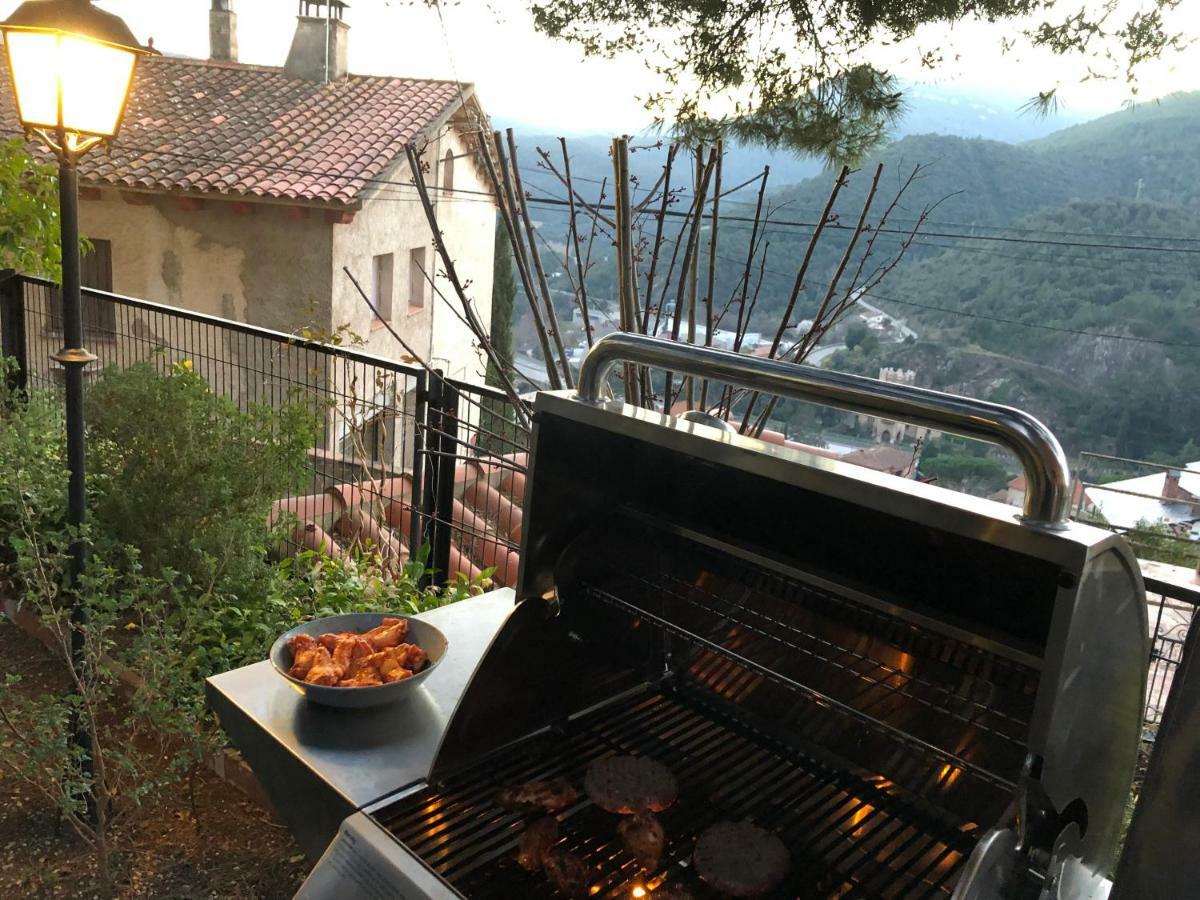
[375, 689, 978, 899]
[582, 571, 1031, 795]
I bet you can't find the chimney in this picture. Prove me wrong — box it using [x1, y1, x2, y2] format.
[1165, 470, 1183, 500]
[285, 0, 350, 83]
[210, 0, 237, 62]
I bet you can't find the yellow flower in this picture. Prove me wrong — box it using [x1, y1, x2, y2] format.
[125, 621, 138, 631]
[181, 360, 193, 370]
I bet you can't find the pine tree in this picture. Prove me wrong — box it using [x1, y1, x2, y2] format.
[486, 219, 515, 388]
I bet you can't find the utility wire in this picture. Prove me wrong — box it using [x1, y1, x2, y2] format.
[868, 292, 1200, 349]
[25, 134, 1200, 345]
[525, 161, 1200, 246]
[46, 133, 1200, 256]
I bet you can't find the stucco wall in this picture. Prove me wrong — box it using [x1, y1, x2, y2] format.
[68, 191, 335, 418]
[79, 191, 334, 333]
[330, 127, 496, 384]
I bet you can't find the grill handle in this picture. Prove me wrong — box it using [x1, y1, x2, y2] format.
[574, 333, 1072, 527]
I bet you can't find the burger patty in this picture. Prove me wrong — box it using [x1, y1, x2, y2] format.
[584, 755, 678, 814]
[693, 821, 789, 897]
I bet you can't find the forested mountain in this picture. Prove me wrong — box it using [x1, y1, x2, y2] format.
[842, 199, 1200, 459]
[511, 92, 1200, 462]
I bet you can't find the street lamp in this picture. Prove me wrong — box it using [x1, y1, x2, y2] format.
[0, 0, 147, 797]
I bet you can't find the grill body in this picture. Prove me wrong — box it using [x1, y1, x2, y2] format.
[369, 341, 1147, 900]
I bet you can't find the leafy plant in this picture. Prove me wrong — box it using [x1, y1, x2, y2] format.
[0, 358, 488, 889]
[183, 545, 492, 678]
[0, 138, 70, 279]
[0, 357, 67, 544]
[0, 509, 209, 891]
[86, 360, 321, 594]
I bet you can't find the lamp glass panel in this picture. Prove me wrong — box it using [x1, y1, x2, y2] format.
[60, 36, 136, 137]
[4, 31, 60, 129]
[3, 31, 136, 138]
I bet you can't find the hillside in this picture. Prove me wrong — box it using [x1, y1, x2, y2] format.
[1029, 92, 1200, 209]
[511, 92, 1200, 462]
[862, 200, 1200, 458]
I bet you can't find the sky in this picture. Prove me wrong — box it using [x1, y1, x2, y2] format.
[2, 0, 1196, 133]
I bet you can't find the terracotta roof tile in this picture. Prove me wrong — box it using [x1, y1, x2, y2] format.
[0, 55, 467, 206]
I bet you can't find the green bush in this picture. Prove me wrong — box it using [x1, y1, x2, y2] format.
[86, 361, 321, 594]
[185, 547, 490, 678]
[0, 358, 492, 885]
[0, 358, 67, 545]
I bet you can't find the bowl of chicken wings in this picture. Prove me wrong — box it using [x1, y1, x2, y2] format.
[269, 613, 448, 708]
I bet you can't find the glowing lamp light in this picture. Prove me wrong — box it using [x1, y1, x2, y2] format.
[2, 0, 150, 152]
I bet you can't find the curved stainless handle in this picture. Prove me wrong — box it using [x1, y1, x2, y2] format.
[575, 333, 1072, 527]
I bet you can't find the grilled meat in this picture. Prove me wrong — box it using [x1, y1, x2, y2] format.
[331, 634, 373, 673]
[286, 634, 322, 679]
[363, 617, 409, 650]
[618, 813, 665, 871]
[693, 821, 789, 897]
[585, 756, 677, 814]
[497, 778, 579, 813]
[284, 619, 429, 688]
[302, 646, 344, 686]
[544, 848, 590, 897]
[651, 885, 694, 900]
[517, 816, 560, 872]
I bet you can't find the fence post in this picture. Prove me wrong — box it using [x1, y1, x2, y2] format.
[408, 368, 427, 566]
[0, 271, 29, 397]
[417, 371, 459, 588]
[429, 376, 459, 588]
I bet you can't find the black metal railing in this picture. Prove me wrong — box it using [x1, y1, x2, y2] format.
[1141, 565, 1198, 736]
[0, 271, 530, 589]
[6, 269, 1200, 756]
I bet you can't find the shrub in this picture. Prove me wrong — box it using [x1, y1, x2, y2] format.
[184, 547, 491, 678]
[0, 503, 209, 891]
[86, 361, 321, 594]
[0, 358, 488, 888]
[0, 357, 67, 544]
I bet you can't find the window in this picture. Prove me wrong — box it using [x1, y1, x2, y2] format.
[442, 149, 455, 194]
[360, 413, 388, 463]
[409, 247, 427, 311]
[340, 411, 392, 464]
[48, 238, 116, 337]
[371, 252, 394, 320]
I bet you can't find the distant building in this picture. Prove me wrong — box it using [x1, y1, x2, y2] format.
[857, 368, 941, 445]
[1085, 464, 1200, 538]
[840, 445, 919, 478]
[1000, 474, 1094, 515]
[653, 322, 761, 351]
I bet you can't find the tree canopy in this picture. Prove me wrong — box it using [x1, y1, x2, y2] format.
[527, 0, 1187, 160]
[0, 138, 63, 279]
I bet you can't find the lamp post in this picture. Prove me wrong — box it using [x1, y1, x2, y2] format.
[0, 0, 147, 797]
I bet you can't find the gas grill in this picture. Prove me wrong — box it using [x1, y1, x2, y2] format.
[298, 334, 1149, 899]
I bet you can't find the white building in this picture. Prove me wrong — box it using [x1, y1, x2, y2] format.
[0, 1, 495, 386]
[1086, 464, 1200, 538]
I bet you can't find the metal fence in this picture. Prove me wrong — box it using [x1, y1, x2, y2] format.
[1142, 573, 1197, 734]
[0, 272, 529, 589]
[5, 268, 1200, 758]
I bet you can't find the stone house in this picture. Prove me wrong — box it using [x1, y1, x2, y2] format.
[0, 0, 495, 393]
[857, 368, 940, 445]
